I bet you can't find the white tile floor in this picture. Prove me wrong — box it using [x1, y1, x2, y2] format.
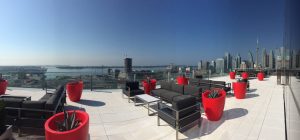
[5, 76, 286, 140]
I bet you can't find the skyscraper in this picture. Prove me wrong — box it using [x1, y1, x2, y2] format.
[248, 51, 254, 69]
[215, 58, 225, 74]
[262, 48, 267, 68]
[124, 58, 132, 74]
[198, 61, 202, 70]
[255, 38, 259, 68]
[235, 54, 242, 69]
[224, 52, 232, 72]
[269, 50, 275, 69]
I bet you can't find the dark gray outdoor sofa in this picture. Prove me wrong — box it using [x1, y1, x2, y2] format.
[189, 79, 231, 93]
[2, 85, 66, 135]
[122, 81, 144, 103]
[152, 81, 205, 103]
[158, 95, 201, 140]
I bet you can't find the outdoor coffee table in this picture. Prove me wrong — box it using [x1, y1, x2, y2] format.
[134, 94, 160, 116]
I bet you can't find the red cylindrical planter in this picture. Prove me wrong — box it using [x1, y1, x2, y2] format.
[229, 72, 236, 79]
[142, 79, 157, 94]
[233, 82, 247, 99]
[241, 72, 249, 79]
[202, 89, 226, 121]
[150, 79, 156, 90]
[45, 110, 89, 140]
[176, 76, 188, 85]
[66, 81, 83, 102]
[257, 72, 264, 81]
[0, 80, 8, 95]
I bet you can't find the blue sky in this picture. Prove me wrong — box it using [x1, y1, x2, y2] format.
[0, 0, 284, 66]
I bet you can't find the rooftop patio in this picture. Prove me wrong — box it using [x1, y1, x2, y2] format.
[5, 76, 286, 140]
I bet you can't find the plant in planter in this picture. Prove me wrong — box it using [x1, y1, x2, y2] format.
[233, 79, 247, 99]
[45, 108, 89, 140]
[0, 101, 13, 140]
[0, 78, 8, 95]
[55, 110, 80, 132]
[202, 88, 226, 121]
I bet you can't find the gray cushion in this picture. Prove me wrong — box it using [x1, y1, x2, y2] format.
[45, 94, 59, 110]
[172, 95, 196, 118]
[160, 81, 172, 90]
[1, 98, 23, 108]
[39, 93, 52, 102]
[22, 101, 46, 109]
[171, 83, 184, 94]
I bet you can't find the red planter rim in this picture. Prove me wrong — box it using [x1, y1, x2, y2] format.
[0, 80, 8, 83]
[203, 89, 226, 99]
[67, 81, 83, 85]
[45, 110, 89, 135]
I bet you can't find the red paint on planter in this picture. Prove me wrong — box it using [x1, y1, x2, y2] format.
[0, 80, 8, 95]
[257, 72, 264, 81]
[176, 76, 188, 85]
[66, 81, 83, 102]
[202, 89, 226, 121]
[233, 82, 247, 99]
[45, 110, 89, 140]
[142, 79, 157, 94]
[241, 72, 249, 79]
[229, 72, 236, 79]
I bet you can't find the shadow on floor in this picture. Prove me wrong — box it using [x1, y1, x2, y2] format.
[77, 99, 106, 107]
[248, 89, 257, 93]
[91, 90, 113, 93]
[183, 108, 248, 139]
[65, 105, 87, 111]
[246, 93, 259, 99]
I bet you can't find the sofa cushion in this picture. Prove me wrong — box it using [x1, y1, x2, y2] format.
[45, 94, 59, 110]
[171, 83, 184, 94]
[184, 85, 201, 96]
[1, 98, 23, 108]
[160, 91, 181, 103]
[39, 93, 52, 102]
[188, 79, 200, 86]
[152, 89, 170, 97]
[160, 81, 172, 90]
[125, 81, 139, 90]
[22, 101, 46, 109]
[22, 101, 47, 118]
[172, 95, 196, 118]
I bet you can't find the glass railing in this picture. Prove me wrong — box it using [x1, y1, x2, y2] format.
[0, 70, 232, 90]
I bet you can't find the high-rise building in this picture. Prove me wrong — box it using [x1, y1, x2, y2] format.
[235, 54, 242, 69]
[198, 61, 202, 70]
[209, 60, 216, 73]
[224, 52, 232, 72]
[215, 58, 225, 74]
[269, 50, 275, 69]
[255, 38, 260, 68]
[240, 61, 247, 70]
[276, 47, 291, 69]
[248, 51, 254, 69]
[262, 48, 267, 68]
[202, 61, 210, 71]
[124, 58, 132, 74]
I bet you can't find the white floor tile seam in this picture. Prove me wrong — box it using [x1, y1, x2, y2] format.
[256, 84, 281, 140]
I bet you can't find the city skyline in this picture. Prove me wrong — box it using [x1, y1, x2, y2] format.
[0, 0, 285, 66]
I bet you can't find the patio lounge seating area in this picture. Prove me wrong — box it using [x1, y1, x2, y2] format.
[3, 76, 287, 140]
